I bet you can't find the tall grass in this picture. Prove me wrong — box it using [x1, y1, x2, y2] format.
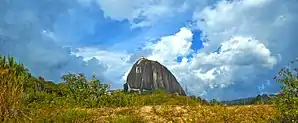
[0, 56, 29, 122]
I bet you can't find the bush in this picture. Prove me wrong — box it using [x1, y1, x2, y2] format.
[273, 59, 298, 122]
[0, 56, 30, 121]
[209, 99, 221, 106]
[61, 73, 109, 107]
[251, 95, 265, 104]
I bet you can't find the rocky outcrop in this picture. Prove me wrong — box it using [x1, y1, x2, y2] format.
[124, 57, 186, 96]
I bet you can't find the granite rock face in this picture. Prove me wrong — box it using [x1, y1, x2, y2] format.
[124, 57, 186, 96]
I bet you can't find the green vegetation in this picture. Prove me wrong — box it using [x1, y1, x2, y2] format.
[0, 55, 297, 122]
[0, 56, 29, 122]
[273, 59, 298, 122]
[221, 94, 274, 105]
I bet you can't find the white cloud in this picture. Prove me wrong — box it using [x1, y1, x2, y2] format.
[74, 0, 297, 100]
[189, 0, 298, 99]
[145, 27, 193, 64]
[141, 32, 277, 99]
[114, 0, 296, 100]
[187, 36, 277, 95]
[192, 36, 277, 68]
[74, 27, 195, 89]
[74, 47, 133, 88]
[193, 0, 298, 55]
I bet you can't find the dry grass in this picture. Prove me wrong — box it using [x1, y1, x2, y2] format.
[72, 104, 278, 123]
[0, 56, 31, 122]
[0, 68, 27, 121]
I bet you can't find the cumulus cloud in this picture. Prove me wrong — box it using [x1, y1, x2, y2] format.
[1, 0, 297, 101]
[74, 27, 195, 89]
[74, 47, 133, 88]
[192, 36, 277, 68]
[189, 0, 298, 100]
[193, 0, 298, 55]
[187, 36, 278, 99]
[145, 27, 194, 64]
[75, 0, 297, 100]
[113, 0, 297, 100]
[137, 27, 278, 100]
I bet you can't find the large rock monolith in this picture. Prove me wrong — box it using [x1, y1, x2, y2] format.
[124, 57, 186, 96]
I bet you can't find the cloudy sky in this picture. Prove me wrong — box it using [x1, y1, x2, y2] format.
[0, 0, 297, 101]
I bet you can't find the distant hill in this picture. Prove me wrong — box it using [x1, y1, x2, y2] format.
[221, 94, 276, 105]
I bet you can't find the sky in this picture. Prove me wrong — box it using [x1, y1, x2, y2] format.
[0, 0, 297, 101]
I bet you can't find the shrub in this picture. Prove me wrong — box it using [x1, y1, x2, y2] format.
[0, 56, 30, 121]
[209, 99, 221, 106]
[251, 95, 265, 104]
[273, 58, 298, 122]
[61, 73, 109, 107]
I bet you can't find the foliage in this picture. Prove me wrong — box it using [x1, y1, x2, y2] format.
[252, 95, 265, 104]
[61, 73, 109, 107]
[221, 94, 274, 105]
[209, 99, 221, 106]
[0, 56, 30, 121]
[273, 58, 298, 122]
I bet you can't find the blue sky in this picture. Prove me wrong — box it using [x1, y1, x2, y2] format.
[0, 0, 297, 101]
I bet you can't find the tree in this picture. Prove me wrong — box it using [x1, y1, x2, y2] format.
[252, 95, 264, 104]
[62, 73, 89, 103]
[273, 58, 298, 122]
[210, 99, 220, 106]
[61, 72, 109, 107]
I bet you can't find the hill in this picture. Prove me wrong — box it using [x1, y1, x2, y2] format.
[221, 94, 275, 105]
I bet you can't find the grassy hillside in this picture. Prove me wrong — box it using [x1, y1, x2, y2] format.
[0, 55, 297, 122]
